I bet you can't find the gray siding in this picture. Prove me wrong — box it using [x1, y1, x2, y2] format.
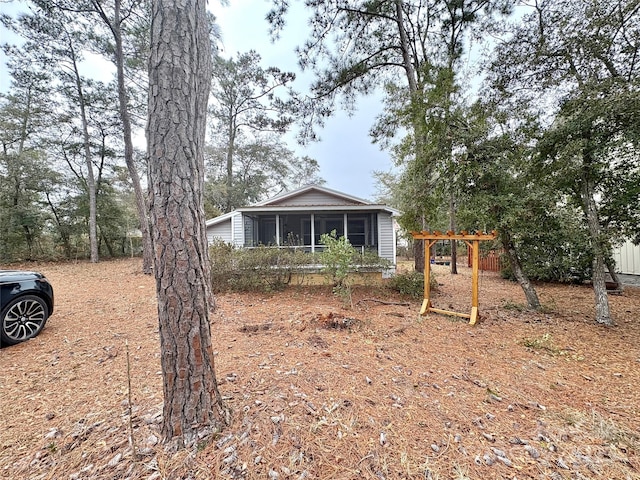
[234, 213, 246, 246]
[614, 240, 640, 275]
[377, 212, 396, 264]
[269, 191, 362, 207]
[206, 212, 244, 247]
[207, 220, 232, 244]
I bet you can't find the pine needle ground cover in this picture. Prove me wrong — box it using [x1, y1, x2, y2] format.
[1, 259, 638, 479]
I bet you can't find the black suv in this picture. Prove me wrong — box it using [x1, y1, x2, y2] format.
[0, 270, 54, 346]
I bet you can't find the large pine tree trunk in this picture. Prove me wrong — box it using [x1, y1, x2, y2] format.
[501, 231, 541, 310]
[581, 177, 613, 325]
[395, 0, 431, 276]
[148, 0, 225, 448]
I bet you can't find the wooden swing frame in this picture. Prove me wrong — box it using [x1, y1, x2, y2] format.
[410, 230, 497, 325]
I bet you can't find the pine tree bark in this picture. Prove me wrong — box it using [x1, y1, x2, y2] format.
[449, 191, 458, 274]
[395, 0, 432, 273]
[414, 238, 425, 273]
[148, 0, 225, 447]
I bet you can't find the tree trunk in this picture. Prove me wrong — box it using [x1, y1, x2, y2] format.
[70, 42, 99, 263]
[414, 238, 424, 273]
[395, 0, 432, 274]
[110, 0, 154, 274]
[225, 121, 235, 212]
[46, 193, 72, 258]
[605, 258, 623, 292]
[449, 191, 458, 274]
[581, 176, 613, 325]
[501, 231, 541, 310]
[148, 0, 225, 448]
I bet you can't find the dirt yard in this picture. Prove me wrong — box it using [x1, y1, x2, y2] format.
[1, 258, 639, 480]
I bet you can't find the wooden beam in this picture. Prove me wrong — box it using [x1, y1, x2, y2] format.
[427, 307, 472, 319]
[413, 231, 497, 325]
[471, 240, 479, 310]
[469, 307, 479, 325]
[410, 230, 497, 241]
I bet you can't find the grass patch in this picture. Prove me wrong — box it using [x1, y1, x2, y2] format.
[503, 299, 556, 314]
[557, 409, 639, 452]
[520, 333, 560, 354]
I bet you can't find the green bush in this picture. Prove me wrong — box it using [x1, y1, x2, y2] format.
[500, 230, 592, 284]
[388, 270, 437, 299]
[209, 236, 393, 295]
[209, 240, 312, 293]
[319, 231, 357, 306]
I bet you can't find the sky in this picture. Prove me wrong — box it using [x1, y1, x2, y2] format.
[209, 1, 393, 201]
[0, 0, 393, 201]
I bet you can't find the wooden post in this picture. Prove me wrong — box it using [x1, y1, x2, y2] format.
[420, 239, 437, 315]
[410, 230, 497, 325]
[470, 240, 479, 325]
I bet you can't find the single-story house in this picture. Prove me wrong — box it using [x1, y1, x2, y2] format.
[206, 185, 400, 274]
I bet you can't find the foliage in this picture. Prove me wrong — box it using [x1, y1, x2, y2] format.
[209, 241, 313, 293]
[318, 231, 358, 307]
[499, 209, 593, 283]
[454, 100, 592, 284]
[0, 1, 154, 264]
[486, 0, 640, 324]
[206, 50, 323, 212]
[387, 270, 437, 299]
[209, 235, 391, 295]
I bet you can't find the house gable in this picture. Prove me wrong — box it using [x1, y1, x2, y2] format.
[258, 185, 370, 207]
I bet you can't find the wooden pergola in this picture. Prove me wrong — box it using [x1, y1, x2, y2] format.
[410, 230, 498, 325]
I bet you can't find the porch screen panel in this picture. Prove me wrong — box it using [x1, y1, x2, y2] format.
[279, 214, 310, 246]
[257, 215, 277, 245]
[345, 213, 378, 248]
[314, 214, 344, 243]
[369, 213, 378, 247]
[347, 215, 366, 247]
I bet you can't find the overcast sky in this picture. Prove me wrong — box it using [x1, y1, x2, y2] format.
[210, 1, 393, 201]
[0, 0, 393, 201]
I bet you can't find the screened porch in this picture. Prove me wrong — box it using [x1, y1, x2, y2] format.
[242, 212, 379, 253]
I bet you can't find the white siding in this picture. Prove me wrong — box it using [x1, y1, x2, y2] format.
[377, 212, 396, 266]
[613, 240, 640, 275]
[207, 220, 232, 244]
[269, 191, 361, 207]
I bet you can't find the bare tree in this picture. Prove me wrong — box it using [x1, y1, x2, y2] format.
[147, 0, 225, 447]
[89, 0, 155, 274]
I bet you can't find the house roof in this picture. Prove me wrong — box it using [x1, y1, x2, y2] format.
[205, 210, 236, 227]
[206, 185, 399, 226]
